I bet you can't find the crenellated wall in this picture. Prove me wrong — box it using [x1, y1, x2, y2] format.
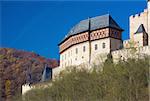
[130, 9, 148, 40]
[112, 46, 150, 62]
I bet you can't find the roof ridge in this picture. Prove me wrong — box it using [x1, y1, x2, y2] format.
[59, 14, 123, 45]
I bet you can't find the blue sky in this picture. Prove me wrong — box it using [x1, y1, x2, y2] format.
[1, 0, 147, 59]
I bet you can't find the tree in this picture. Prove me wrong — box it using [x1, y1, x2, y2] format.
[14, 56, 149, 101]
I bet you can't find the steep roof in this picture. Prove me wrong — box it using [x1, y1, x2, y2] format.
[135, 24, 146, 34]
[59, 14, 123, 45]
[41, 65, 52, 82]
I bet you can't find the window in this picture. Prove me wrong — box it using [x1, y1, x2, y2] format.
[95, 44, 98, 50]
[114, 32, 117, 37]
[76, 48, 78, 54]
[102, 43, 106, 49]
[83, 46, 86, 52]
[68, 52, 70, 57]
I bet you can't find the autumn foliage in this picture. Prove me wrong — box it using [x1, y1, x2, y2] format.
[0, 48, 59, 100]
[14, 56, 149, 101]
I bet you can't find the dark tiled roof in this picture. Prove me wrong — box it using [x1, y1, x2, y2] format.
[59, 14, 123, 45]
[135, 24, 146, 34]
[41, 65, 52, 82]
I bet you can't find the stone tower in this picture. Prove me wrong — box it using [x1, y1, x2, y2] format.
[129, 0, 150, 46]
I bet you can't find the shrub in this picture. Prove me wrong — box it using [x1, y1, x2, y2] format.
[14, 56, 149, 101]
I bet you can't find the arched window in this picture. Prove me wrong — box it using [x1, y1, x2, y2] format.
[83, 46, 86, 52]
[102, 43, 106, 49]
[95, 44, 98, 50]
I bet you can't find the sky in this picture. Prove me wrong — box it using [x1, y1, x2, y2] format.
[1, 0, 147, 59]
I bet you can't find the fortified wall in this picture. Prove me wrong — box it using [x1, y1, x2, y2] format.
[112, 46, 150, 63]
[53, 1, 150, 79]
[129, 1, 150, 45]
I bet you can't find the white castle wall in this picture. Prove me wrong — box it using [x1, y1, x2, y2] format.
[22, 84, 33, 95]
[91, 38, 110, 62]
[112, 46, 150, 63]
[54, 37, 122, 78]
[130, 9, 148, 40]
[91, 38, 122, 63]
[60, 37, 122, 68]
[133, 33, 144, 47]
[60, 41, 90, 68]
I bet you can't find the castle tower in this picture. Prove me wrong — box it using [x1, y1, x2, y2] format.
[133, 24, 148, 47]
[129, 0, 150, 46]
[59, 14, 123, 67]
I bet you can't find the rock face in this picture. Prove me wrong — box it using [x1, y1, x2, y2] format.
[0, 48, 59, 101]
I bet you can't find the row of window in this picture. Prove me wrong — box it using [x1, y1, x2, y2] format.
[75, 46, 85, 54]
[95, 43, 106, 50]
[62, 59, 72, 67]
[62, 43, 106, 60]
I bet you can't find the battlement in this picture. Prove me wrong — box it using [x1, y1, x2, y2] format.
[137, 46, 150, 54]
[130, 9, 148, 19]
[112, 46, 150, 54]
[112, 46, 150, 62]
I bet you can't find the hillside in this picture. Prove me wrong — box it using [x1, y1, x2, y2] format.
[0, 48, 59, 100]
[14, 56, 149, 101]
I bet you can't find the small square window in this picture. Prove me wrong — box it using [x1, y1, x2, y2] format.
[83, 46, 86, 52]
[95, 44, 98, 50]
[102, 43, 106, 49]
[76, 48, 78, 54]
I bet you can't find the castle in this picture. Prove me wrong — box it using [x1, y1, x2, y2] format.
[21, 1, 150, 94]
[53, 0, 150, 77]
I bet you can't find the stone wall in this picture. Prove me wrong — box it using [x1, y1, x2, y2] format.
[22, 84, 33, 95]
[130, 9, 148, 40]
[60, 41, 90, 68]
[112, 46, 150, 62]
